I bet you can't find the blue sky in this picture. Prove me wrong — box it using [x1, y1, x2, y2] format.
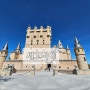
[0, 0, 90, 63]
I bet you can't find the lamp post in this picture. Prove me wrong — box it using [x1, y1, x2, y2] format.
[53, 65, 57, 76]
[32, 65, 35, 76]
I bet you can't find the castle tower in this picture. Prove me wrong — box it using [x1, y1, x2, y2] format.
[66, 45, 71, 60]
[74, 37, 89, 69]
[25, 25, 52, 48]
[14, 43, 21, 59]
[0, 43, 8, 69]
[15, 43, 21, 53]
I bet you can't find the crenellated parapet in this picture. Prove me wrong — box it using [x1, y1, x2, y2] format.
[26, 26, 51, 36]
[25, 25, 52, 48]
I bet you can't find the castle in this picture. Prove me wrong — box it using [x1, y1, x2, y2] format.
[0, 26, 89, 74]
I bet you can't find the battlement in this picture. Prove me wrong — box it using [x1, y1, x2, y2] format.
[25, 26, 52, 48]
[27, 26, 51, 31]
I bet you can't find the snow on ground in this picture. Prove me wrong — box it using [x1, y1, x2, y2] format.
[0, 71, 90, 90]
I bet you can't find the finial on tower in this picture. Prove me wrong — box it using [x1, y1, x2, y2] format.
[34, 26, 37, 29]
[74, 37, 82, 48]
[16, 43, 20, 50]
[57, 40, 63, 49]
[40, 26, 43, 29]
[3, 42, 8, 51]
[27, 24, 31, 29]
[66, 45, 69, 49]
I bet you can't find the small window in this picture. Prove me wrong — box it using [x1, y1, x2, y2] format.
[37, 40, 39, 44]
[43, 31, 47, 32]
[47, 35, 50, 37]
[84, 57, 86, 61]
[36, 31, 40, 32]
[34, 36, 36, 38]
[31, 43, 32, 45]
[27, 36, 29, 38]
[43, 42, 44, 44]
[30, 31, 34, 33]
[59, 66, 61, 68]
[40, 35, 43, 38]
[67, 67, 69, 69]
[26, 66, 27, 68]
[78, 49, 80, 52]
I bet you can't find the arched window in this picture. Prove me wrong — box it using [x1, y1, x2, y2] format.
[37, 40, 39, 44]
[84, 57, 86, 61]
[27, 36, 29, 38]
[78, 49, 80, 52]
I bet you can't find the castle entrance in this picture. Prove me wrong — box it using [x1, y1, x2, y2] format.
[47, 64, 51, 68]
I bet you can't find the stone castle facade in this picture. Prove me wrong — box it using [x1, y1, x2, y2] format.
[0, 26, 89, 73]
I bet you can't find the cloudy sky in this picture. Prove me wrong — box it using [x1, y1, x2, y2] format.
[0, 0, 90, 63]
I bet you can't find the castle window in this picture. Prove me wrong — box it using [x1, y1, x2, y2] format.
[37, 40, 39, 44]
[43, 40, 45, 44]
[30, 31, 34, 33]
[26, 66, 27, 68]
[67, 67, 69, 69]
[33, 36, 36, 38]
[36, 31, 40, 32]
[78, 49, 80, 52]
[27, 36, 29, 38]
[84, 57, 86, 61]
[47, 35, 50, 37]
[37, 40, 39, 42]
[59, 66, 61, 68]
[31, 43, 32, 45]
[43, 31, 47, 32]
[40, 35, 43, 38]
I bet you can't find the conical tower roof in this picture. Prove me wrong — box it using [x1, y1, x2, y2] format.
[74, 37, 82, 48]
[3, 42, 8, 51]
[16, 43, 20, 50]
[57, 40, 63, 49]
[66, 45, 69, 49]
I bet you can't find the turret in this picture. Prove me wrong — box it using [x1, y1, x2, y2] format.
[47, 26, 51, 36]
[57, 40, 63, 49]
[26, 25, 31, 38]
[74, 37, 89, 69]
[66, 45, 71, 60]
[13, 43, 21, 60]
[40, 26, 43, 35]
[0, 43, 8, 69]
[34, 26, 37, 35]
[15, 43, 21, 54]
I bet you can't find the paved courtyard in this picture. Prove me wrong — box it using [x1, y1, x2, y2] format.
[0, 71, 90, 90]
